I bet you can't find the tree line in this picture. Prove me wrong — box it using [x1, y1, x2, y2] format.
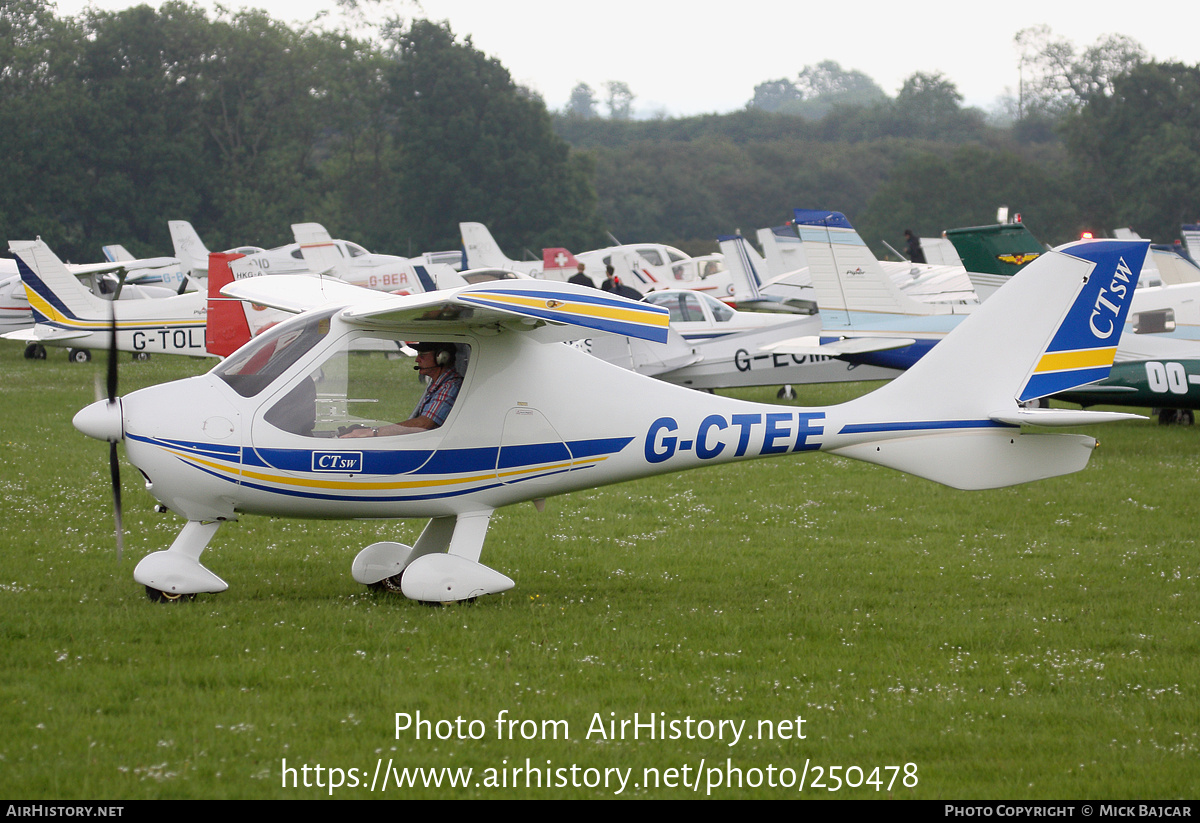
[0, 1, 606, 262]
[2, 3, 1195, 266]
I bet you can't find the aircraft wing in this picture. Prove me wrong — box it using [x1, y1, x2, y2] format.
[763, 335, 917, 356]
[225, 276, 670, 344]
[346, 280, 670, 343]
[68, 257, 181, 277]
[221, 274, 369, 313]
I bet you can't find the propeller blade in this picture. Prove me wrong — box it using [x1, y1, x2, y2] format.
[110, 440, 124, 563]
[107, 302, 118, 402]
[107, 302, 123, 560]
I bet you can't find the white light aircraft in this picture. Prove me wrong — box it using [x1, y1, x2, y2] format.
[751, 215, 977, 306]
[460, 222, 729, 295]
[168, 220, 266, 280]
[73, 239, 1146, 604]
[225, 223, 462, 295]
[6, 240, 209, 361]
[591, 287, 899, 390]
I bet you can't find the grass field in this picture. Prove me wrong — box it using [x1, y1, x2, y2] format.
[0, 343, 1197, 799]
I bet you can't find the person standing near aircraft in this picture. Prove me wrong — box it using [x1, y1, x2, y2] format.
[568, 262, 595, 288]
[600, 264, 617, 292]
[904, 229, 926, 264]
[342, 342, 462, 437]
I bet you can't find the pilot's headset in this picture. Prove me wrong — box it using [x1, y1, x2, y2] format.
[416, 342, 456, 369]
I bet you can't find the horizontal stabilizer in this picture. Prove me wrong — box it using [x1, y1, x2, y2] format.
[988, 408, 1144, 426]
[831, 430, 1097, 490]
[3, 327, 88, 343]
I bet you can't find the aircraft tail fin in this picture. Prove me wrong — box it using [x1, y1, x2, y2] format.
[292, 223, 347, 279]
[461, 222, 517, 269]
[168, 221, 211, 276]
[861, 239, 1148, 415]
[1181, 224, 1200, 265]
[757, 225, 809, 280]
[542, 247, 580, 279]
[102, 244, 135, 263]
[206, 252, 252, 357]
[718, 235, 765, 301]
[944, 223, 1044, 301]
[831, 239, 1150, 488]
[9, 239, 108, 327]
[793, 209, 940, 316]
[608, 249, 658, 289]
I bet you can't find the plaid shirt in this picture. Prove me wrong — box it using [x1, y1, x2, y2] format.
[411, 368, 462, 427]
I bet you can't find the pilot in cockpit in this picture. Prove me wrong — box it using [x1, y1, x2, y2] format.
[341, 342, 462, 437]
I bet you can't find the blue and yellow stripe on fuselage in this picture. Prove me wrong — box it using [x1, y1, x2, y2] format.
[129, 433, 635, 506]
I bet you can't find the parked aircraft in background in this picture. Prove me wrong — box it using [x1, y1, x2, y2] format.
[3, 245, 196, 358]
[5, 240, 209, 361]
[945, 222, 1045, 301]
[101, 244, 192, 292]
[752, 215, 976, 306]
[1183, 225, 1200, 264]
[168, 220, 266, 280]
[223, 223, 463, 296]
[591, 286, 899, 391]
[460, 222, 730, 295]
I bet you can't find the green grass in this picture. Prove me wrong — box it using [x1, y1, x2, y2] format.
[0, 345, 1197, 798]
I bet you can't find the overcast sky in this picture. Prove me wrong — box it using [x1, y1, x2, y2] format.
[53, 0, 1200, 116]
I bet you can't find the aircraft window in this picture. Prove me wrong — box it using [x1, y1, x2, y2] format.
[642, 292, 685, 322]
[706, 297, 735, 322]
[671, 261, 694, 281]
[679, 293, 704, 322]
[637, 248, 664, 267]
[345, 243, 367, 258]
[264, 339, 470, 438]
[461, 269, 516, 283]
[291, 249, 304, 260]
[701, 259, 724, 278]
[214, 308, 337, 397]
[666, 249, 687, 263]
[1133, 309, 1176, 334]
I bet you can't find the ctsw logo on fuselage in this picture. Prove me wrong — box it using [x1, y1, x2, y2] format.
[312, 451, 363, 473]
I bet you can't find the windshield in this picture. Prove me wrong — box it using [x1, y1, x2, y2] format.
[213, 308, 337, 397]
